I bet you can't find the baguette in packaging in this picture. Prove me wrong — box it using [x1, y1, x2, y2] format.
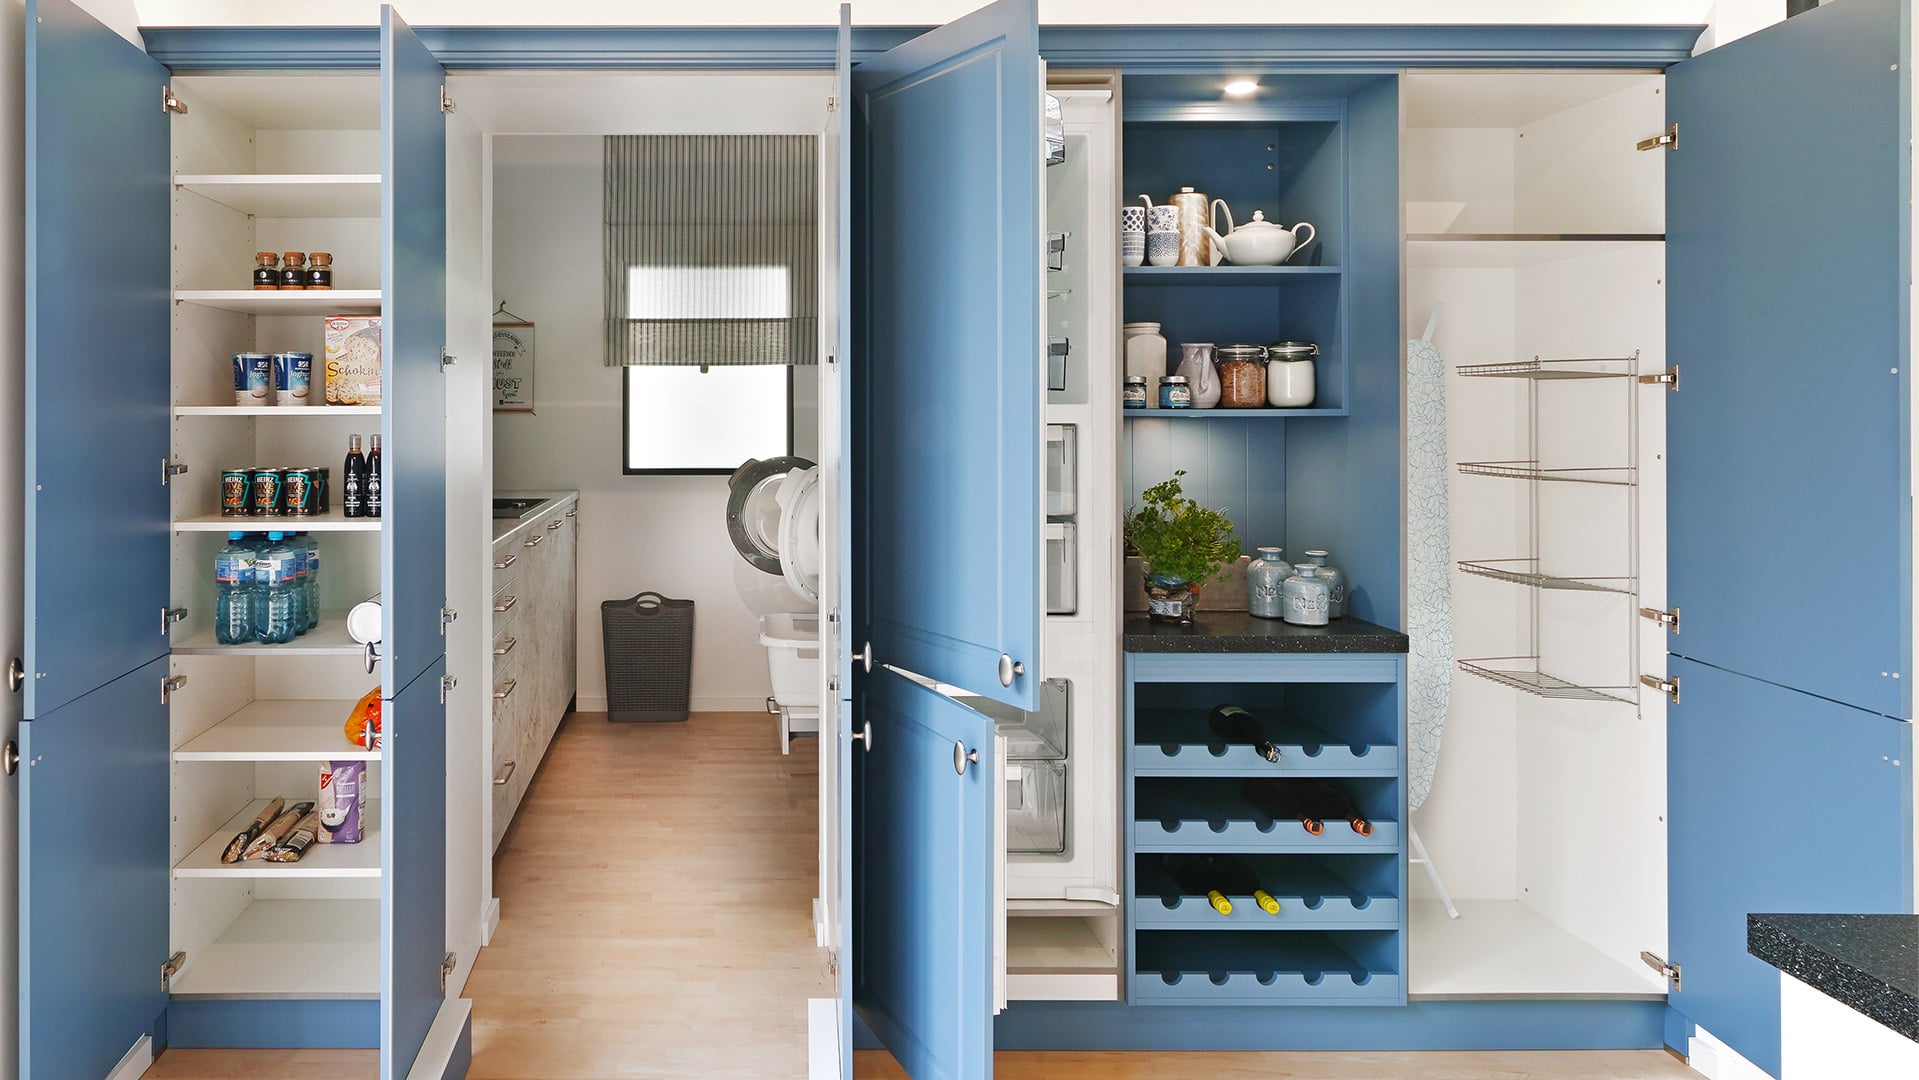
[264, 810, 323, 863]
[244, 801, 315, 860]
[221, 797, 285, 863]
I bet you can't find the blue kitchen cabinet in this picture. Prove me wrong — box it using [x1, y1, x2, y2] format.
[18, 2, 459, 1076]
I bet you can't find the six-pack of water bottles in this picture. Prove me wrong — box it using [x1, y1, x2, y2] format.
[215, 531, 322, 645]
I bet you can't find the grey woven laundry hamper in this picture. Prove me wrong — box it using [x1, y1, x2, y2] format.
[600, 592, 694, 723]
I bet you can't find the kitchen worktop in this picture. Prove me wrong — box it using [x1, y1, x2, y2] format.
[492, 490, 578, 543]
[1748, 913, 1919, 1043]
[1123, 611, 1410, 654]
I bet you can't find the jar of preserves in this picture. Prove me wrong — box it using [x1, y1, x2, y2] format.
[1159, 374, 1193, 409]
[253, 252, 280, 290]
[1216, 343, 1268, 408]
[306, 252, 333, 290]
[1122, 375, 1149, 410]
[281, 252, 307, 290]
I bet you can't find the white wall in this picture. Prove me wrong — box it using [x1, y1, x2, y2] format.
[490, 134, 819, 713]
[131, 1, 1713, 29]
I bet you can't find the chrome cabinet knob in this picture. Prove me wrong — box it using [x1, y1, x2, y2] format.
[998, 654, 1025, 687]
[850, 721, 873, 750]
[953, 741, 980, 776]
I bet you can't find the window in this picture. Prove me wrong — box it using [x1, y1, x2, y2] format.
[622, 366, 792, 474]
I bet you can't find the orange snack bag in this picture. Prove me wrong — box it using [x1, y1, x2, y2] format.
[345, 686, 383, 750]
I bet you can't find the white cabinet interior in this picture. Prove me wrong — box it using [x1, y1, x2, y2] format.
[489, 494, 580, 853]
[163, 73, 387, 1000]
[1401, 71, 1670, 999]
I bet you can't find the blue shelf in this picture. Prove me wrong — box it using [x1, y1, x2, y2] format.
[1131, 930, 1403, 1006]
[1124, 266, 1340, 284]
[1134, 855, 1400, 931]
[1124, 407, 1348, 419]
[1133, 710, 1399, 777]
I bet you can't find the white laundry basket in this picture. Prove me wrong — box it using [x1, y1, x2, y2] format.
[758, 613, 822, 709]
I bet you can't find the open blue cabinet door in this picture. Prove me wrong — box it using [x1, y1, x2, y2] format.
[852, 0, 1044, 712]
[379, 7, 454, 1079]
[1664, 0, 1915, 1072]
[20, 1, 171, 1075]
[1665, 0, 1910, 718]
[1665, 658, 1912, 1077]
[853, 673, 998, 1080]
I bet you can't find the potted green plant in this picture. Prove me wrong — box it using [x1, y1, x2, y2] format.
[1123, 471, 1240, 624]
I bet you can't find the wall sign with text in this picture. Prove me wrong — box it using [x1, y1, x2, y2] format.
[493, 322, 535, 412]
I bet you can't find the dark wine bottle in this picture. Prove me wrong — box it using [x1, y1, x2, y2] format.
[1208, 704, 1281, 763]
[1240, 778, 1324, 836]
[342, 434, 368, 518]
[1158, 853, 1281, 916]
[1301, 778, 1374, 837]
[367, 433, 383, 519]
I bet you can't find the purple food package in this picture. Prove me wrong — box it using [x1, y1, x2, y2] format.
[318, 760, 366, 844]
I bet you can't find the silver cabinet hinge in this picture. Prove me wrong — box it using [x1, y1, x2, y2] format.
[1639, 606, 1680, 634]
[161, 458, 190, 486]
[441, 84, 456, 114]
[1638, 365, 1679, 391]
[441, 951, 458, 991]
[827, 608, 840, 624]
[162, 950, 188, 990]
[1636, 122, 1678, 152]
[160, 674, 188, 705]
[163, 85, 188, 115]
[827, 353, 837, 367]
[440, 675, 457, 704]
[1640, 951, 1681, 991]
[441, 607, 458, 635]
[441, 346, 456, 370]
[1641, 674, 1680, 704]
[827, 95, 838, 113]
[162, 607, 188, 636]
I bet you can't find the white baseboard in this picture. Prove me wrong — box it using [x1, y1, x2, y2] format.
[483, 896, 501, 944]
[808, 997, 842, 1080]
[106, 1036, 154, 1080]
[575, 694, 771, 715]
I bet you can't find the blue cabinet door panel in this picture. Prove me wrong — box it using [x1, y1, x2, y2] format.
[381, 656, 448, 1079]
[853, 670, 996, 1080]
[1665, 0, 1909, 716]
[19, 658, 169, 1079]
[380, 3, 448, 697]
[24, 0, 171, 720]
[1666, 657, 1912, 1077]
[853, 0, 1043, 710]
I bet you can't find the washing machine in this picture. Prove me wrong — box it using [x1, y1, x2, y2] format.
[725, 456, 822, 750]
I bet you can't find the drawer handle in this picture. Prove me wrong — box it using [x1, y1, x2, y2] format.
[548, 519, 563, 531]
[493, 678, 517, 700]
[493, 636, 517, 657]
[494, 595, 517, 613]
[524, 534, 544, 548]
[493, 760, 516, 786]
[494, 554, 517, 570]
[565, 508, 577, 517]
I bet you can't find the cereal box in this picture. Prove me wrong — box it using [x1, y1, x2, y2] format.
[324, 315, 383, 406]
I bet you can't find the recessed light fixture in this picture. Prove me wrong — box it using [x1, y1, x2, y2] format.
[1223, 79, 1260, 97]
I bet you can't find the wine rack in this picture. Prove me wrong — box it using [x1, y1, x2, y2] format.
[1124, 654, 1408, 1005]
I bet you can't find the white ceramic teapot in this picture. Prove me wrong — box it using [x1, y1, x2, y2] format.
[1204, 201, 1316, 266]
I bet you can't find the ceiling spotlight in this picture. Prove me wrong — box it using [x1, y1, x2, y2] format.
[1223, 80, 1259, 97]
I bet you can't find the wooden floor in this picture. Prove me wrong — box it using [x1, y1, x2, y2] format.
[146, 711, 1699, 1080]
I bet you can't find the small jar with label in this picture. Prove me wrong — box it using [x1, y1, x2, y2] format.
[253, 252, 280, 290]
[1159, 374, 1193, 409]
[1302, 549, 1347, 618]
[1282, 564, 1331, 627]
[1122, 375, 1149, 410]
[280, 252, 307, 290]
[306, 252, 333, 290]
[1246, 547, 1292, 619]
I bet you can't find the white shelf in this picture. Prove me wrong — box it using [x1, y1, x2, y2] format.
[1406, 237, 1663, 269]
[166, 899, 380, 1000]
[174, 405, 380, 417]
[175, 512, 381, 533]
[175, 173, 381, 218]
[174, 700, 378, 763]
[175, 798, 381, 879]
[1408, 900, 1665, 999]
[171, 613, 360, 656]
[173, 290, 380, 315]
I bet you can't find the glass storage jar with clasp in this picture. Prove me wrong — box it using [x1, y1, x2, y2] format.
[1281, 564, 1331, 627]
[1246, 547, 1292, 619]
[1302, 549, 1346, 618]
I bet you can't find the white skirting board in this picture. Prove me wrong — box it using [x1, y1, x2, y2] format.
[106, 1037, 155, 1080]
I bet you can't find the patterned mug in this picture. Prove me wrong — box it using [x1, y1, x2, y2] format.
[1146, 230, 1180, 267]
[1147, 204, 1180, 233]
[1121, 205, 1146, 234]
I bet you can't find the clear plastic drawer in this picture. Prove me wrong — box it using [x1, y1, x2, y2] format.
[1006, 758, 1067, 855]
[1046, 424, 1077, 516]
[1046, 521, 1078, 615]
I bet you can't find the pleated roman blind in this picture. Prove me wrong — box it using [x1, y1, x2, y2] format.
[604, 134, 819, 367]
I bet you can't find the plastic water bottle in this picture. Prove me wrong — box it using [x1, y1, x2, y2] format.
[215, 532, 257, 645]
[285, 534, 308, 637]
[298, 533, 321, 632]
[254, 532, 300, 645]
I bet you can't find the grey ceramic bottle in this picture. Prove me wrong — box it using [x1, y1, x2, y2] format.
[1246, 547, 1292, 619]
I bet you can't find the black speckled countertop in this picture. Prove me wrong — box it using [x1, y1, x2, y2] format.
[1124, 611, 1409, 654]
[1749, 913, 1919, 1043]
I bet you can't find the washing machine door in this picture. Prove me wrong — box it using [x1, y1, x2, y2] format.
[725, 455, 816, 576]
[776, 465, 823, 605]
